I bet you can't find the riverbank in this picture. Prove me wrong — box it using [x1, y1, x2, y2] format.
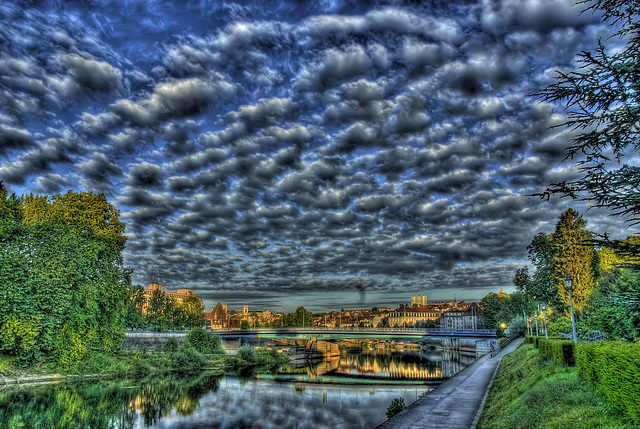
[375, 338, 524, 429]
[476, 343, 636, 429]
[0, 337, 288, 388]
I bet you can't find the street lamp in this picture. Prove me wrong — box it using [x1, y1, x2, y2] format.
[540, 302, 548, 339]
[564, 274, 578, 344]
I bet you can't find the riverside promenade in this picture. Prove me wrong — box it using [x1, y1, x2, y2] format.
[376, 337, 525, 429]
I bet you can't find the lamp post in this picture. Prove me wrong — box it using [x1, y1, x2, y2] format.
[540, 302, 548, 339]
[564, 274, 578, 344]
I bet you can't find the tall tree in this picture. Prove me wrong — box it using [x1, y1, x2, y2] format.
[125, 284, 148, 330]
[0, 186, 129, 365]
[538, 0, 640, 225]
[178, 295, 206, 329]
[552, 209, 598, 313]
[525, 232, 559, 306]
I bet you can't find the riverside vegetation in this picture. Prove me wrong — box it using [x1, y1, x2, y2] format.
[0, 327, 289, 380]
[476, 343, 638, 429]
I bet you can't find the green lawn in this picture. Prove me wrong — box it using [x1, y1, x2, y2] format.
[477, 343, 637, 429]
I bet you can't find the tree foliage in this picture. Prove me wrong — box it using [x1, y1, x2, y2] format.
[0, 184, 129, 366]
[538, 0, 640, 225]
[524, 233, 558, 305]
[480, 291, 534, 333]
[177, 295, 206, 329]
[552, 208, 598, 313]
[124, 284, 147, 330]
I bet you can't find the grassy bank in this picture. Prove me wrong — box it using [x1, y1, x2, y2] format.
[476, 343, 636, 429]
[0, 330, 289, 382]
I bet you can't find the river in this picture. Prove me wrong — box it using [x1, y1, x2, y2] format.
[0, 341, 480, 428]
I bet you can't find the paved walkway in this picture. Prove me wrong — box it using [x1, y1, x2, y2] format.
[375, 337, 525, 429]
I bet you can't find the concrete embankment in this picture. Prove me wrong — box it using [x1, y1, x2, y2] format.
[376, 337, 524, 429]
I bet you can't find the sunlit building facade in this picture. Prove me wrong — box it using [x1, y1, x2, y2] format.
[411, 295, 428, 307]
[387, 305, 441, 327]
[141, 282, 202, 314]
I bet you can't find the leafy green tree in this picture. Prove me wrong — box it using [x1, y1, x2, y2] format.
[291, 306, 313, 327]
[184, 327, 224, 354]
[480, 291, 535, 333]
[0, 185, 129, 366]
[479, 293, 512, 332]
[552, 209, 598, 314]
[177, 295, 205, 329]
[525, 233, 558, 305]
[125, 284, 147, 330]
[147, 289, 177, 331]
[538, 0, 640, 225]
[584, 268, 640, 340]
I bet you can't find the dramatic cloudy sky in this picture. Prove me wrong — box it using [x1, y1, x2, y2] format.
[0, 0, 630, 312]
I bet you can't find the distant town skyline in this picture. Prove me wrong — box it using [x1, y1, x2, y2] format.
[1, 0, 632, 309]
[151, 281, 514, 313]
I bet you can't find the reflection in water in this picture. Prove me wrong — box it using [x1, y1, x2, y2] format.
[0, 344, 477, 428]
[285, 345, 477, 383]
[0, 373, 425, 429]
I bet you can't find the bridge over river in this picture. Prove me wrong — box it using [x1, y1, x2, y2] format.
[211, 327, 497, 340]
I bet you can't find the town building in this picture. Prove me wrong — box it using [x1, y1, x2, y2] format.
[141, 282, 202, 314]
[411, 295, 428, 307]
[387, 305, 441, 327]
[440, 302, 483, 330]
[205, 302, 229, 329]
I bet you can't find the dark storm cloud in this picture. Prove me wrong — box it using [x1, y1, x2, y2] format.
[1, 0, 626, 311]
[0, 125, 35, 155]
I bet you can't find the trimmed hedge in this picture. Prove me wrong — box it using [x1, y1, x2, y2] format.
[524, 335, 543, 348]
[577, 342, 640, 424]
[538, 338, 575, 366]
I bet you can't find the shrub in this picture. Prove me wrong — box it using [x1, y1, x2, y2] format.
[255, 347, 289, 370]
[506, 316, 527, 336]
[548, 316, 573, 337]
[0, 319, 40, 366]
[237, 346, 257, 365]
[171, 345, 205, 370]
[164, 337, 180, 353]
[538, 338, 575, 366]
[577, 342, 640, 423]
[185, 328, 224, 354]
[386, 397, 406, 419]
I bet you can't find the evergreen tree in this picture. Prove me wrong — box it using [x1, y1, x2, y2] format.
[552, 209, 598, 314]
[539, 0, 640, 225]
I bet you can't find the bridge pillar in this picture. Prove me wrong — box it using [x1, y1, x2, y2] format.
[221, 338, 242, 355]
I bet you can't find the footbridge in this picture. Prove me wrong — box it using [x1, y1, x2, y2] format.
[210, 327, 496, 340]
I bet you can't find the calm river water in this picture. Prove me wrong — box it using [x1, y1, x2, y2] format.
[0, 345, 478, 428]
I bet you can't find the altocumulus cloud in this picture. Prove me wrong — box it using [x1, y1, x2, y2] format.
[0, 0, 631, 311]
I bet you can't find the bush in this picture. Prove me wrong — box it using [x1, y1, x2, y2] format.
[538, 338, 575, 366]
[577, 342, 640, 423]
[548, 316, 573, 337]
[164, 337, 180, 353]
[184, 328, 224, 355]
[506, 316, 527, 337]
[255, 347, 289, 370]
[237, 346, 257, 365]
[386, 397, 406, 419]
[171, 344, 205, 370]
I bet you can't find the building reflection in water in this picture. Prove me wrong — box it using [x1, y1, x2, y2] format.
[285, 340, 478, 382]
